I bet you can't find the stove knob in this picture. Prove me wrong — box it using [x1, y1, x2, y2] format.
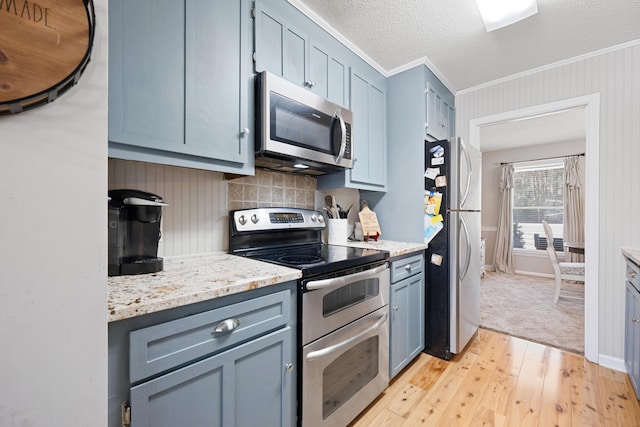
[318, 215, 324, 223]
[310, 214, 318, 222]
[238, 215, 247, 226]
[251, 214, 259, 224]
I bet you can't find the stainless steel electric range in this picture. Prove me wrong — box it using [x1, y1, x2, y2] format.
[229, 207, 390, 427]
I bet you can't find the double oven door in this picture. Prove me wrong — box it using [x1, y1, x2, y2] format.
[301, 262, 390, 427]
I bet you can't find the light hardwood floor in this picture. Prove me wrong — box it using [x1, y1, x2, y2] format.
[349, 328, 640, 426]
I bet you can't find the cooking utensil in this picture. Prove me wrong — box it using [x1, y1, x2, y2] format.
[324, 195, 339, 219]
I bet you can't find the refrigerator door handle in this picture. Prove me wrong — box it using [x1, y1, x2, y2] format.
[460, 215, 471, 281]
[460, 140, 472, 208]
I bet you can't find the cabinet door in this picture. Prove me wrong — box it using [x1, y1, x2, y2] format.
[390, 273, 425, 378]
[627, 283, 640, 398]
[390, 279, 410, 378]
[425, 82, 455, 140]
[349, 68, 386, 187]
[130, 327, 294, 427]
[425, 83, 441, 140]
[109, 0, 185, 150]
[407, 273, 425, 361]
[254, 1, 308, 87]
[184, 0, 248, 163]
[309, 40, 349, 107]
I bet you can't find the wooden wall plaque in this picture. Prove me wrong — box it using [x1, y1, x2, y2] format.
[0, 0, 95, 115]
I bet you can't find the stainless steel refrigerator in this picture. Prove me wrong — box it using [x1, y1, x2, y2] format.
[424, 137, 481, 360]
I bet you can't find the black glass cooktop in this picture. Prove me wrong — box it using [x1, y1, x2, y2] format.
[245, 243, 389, 278]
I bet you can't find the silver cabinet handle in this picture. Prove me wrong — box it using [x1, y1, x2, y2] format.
[240, 127, 250, 136]
[212, 318, 240, 335]
[392, 306, 399, 311]
[304, 80, 316, 88]
[405, 264, 413, 272]
[306, 312, 388, 361]
[633, 318, 640, 323]
[285, 363, 294, 372]
[306, 263, 388, 291]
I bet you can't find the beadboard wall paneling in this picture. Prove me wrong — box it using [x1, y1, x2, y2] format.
[108, 159, 228, 255]
[456, 42, 640, 361]
[108, 160, 362, 254]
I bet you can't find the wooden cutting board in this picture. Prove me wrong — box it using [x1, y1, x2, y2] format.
[0, 0, 94, 113]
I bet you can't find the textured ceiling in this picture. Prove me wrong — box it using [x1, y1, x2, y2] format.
[292, 0, 640, 92]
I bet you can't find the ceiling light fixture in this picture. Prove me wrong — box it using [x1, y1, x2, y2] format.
[293, 163, 309, 169]
[476, 0, 538, 32]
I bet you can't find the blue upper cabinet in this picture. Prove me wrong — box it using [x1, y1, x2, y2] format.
[425, 70, 455, 141]
[318, 67, 387, 191]
[254, 1, 349, 108]
[309, 39, 349, 108]
[109, 0, 253, 174]
[254, 1, 308, 87]
[254, 0, 387, 191]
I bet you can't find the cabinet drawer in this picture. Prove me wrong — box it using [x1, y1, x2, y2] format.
[130, 289, 290, 383]
[390, 253, 424, 283]
[627, 259, 640, 292]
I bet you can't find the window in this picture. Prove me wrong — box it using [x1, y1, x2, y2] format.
[512, 159, 564, 251]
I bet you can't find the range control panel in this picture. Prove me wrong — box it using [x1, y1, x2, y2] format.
[232, 207, 325, 232]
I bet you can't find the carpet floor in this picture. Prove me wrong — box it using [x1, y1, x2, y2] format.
[480, 271, 584, 354]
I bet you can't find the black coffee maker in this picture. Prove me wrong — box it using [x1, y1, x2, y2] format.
[108, 189, 168, 276]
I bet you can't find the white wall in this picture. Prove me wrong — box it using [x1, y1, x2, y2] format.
[457, 41, 640, 362]
[0, 1, 108, 425]
[482, 140, 586, 275]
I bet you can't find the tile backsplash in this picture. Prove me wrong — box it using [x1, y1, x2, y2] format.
[228, 168, 317, 211]
[108, 160, 360, 255]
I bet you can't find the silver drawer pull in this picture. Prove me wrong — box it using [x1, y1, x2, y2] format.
[405, 264, 413, 272]
[285, 363, 294, 372]
[633, 318, 640, 323]
[212, 318, 241, 335]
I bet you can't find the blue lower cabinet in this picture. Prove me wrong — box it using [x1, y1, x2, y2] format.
[108, 283, 297, 427]
[389, 253, 425, 378]
[130, 328, 293, 427]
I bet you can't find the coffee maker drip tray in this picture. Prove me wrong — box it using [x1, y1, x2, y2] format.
[108, 257, 164, 277]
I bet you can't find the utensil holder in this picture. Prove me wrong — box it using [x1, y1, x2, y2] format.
[327, 219, 348, 244]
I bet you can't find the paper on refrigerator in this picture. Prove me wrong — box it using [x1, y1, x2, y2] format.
[424, 191, 444, 244]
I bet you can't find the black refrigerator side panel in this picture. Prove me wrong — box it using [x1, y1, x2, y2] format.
[424, 216, 451, 360]
[424, 139, 452, 360]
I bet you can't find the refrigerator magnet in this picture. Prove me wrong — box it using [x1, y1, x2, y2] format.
[431, 157, 444, 165]
[424, 167, 439, 180]
[429, 145, 445, 157]
[430, 253, 443, 266]
[435, 176, 447, 187]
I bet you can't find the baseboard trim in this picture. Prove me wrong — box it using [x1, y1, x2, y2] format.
[512, 269, 555, 279]
[598, 354, 626, 373]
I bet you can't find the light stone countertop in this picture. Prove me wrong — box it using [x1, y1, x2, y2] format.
[622, 247, 640, 266]
[108, 253, 301, 322]
[339, 239, 428, 258]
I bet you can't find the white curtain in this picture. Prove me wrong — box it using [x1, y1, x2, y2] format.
[494, 164, 514, 273]
[564, 156, 585, 262]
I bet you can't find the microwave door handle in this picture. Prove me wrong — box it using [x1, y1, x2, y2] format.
[334, 111, 347, 162]
[305, 263, 388, 291]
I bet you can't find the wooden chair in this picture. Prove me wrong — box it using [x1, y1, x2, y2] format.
[542, 221, 585, 303]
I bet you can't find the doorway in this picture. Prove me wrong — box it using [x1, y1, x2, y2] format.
[469, 94, 600, 363]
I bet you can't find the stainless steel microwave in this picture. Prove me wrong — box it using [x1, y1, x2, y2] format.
[255, 71, 353, 175]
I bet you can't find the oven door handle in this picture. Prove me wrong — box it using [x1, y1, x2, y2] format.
[305, 312, 388, 362]
[305, 263, 388, 291]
